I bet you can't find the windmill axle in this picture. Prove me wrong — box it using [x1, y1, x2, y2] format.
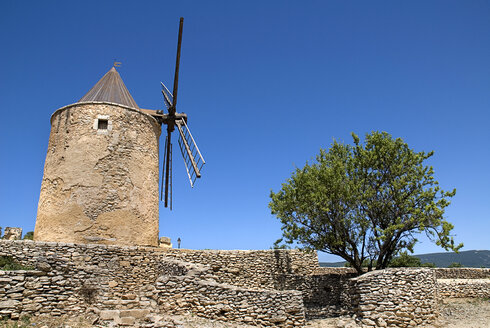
[153, 112, 188, 125]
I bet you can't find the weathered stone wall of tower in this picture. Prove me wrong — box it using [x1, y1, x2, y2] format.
[34, 102, 161, 247]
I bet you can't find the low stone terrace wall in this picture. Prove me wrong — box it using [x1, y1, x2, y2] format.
[437, 279, 490, 298]
[434, 268, 490, 279]
[349, 268, 438, 328]
[0, 240, 167, 318]
[0, 240, 309, 326]
[10, 240, 487, 327]
[274, 272, 357, 319]
[0, 270, 46, 319]
[2, 240, 166, 298]
[154, 260, 305, 327]
[0, 269, 103, 320]
[1, 240, 317, 292]
[435, 268, 490, 299]
[159, 248, 318, 289]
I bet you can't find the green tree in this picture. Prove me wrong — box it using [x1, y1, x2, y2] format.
[23, 231, 34, 240]
[269, 131, 462, 274]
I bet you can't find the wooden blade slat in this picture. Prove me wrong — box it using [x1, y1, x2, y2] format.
[164, 130, 172, 208]
[171, 17, 184, 114]
[160, 82, 173, 110]
[169, 142, 173, 210]
[160, 135, 168, 201]
[176, 121, 201, 178]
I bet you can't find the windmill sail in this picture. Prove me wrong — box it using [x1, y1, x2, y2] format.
[158, 17, 205, 209]
[160, 135, 174, 209]
[176, 119, 205, 187]
[169, 142, 173, 210]
[160, 82, 173, 109]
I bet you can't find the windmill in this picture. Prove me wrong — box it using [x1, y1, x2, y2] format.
[155, 17, 205, 209]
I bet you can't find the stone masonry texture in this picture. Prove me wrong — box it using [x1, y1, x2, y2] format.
[437, 279, 490, 298]
[434, 268, 490, 279]
[34, 102, 161, 247]
[349, 268, 438, 328]
[0, 240, 316, 326]
[435, 268, 490, 299]
[158, 248, 319, 290]
[274, 271, 358, 319]
[2, 240, 489, 327]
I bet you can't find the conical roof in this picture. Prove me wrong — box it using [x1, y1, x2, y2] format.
[79, 67, 139, 109]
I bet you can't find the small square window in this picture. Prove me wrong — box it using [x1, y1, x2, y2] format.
[98, 119, 108, 130]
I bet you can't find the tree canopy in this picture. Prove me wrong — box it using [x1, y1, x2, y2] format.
[23, 231, 34, 240]
[269, 131, 462, 274]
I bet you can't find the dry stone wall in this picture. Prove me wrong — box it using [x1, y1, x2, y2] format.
[159, 248, 319, 290]
[1, 240, 166, 318]
[434, 268, 490, 299]
[154, 260, 305, 327]
[0, 270, 74, 319]
[274, 272, 357, 319]
[349, 268, 438, 328]
[0, 240, 311, 326]
[5, 240, 488, 327]
[2, 240, 164, 296]
[434, 268, 490, 279]
[437, 279, 490, 298]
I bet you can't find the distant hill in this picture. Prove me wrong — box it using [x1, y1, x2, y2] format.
[319, 260, 347, 267]
[319, 250, 490, 268]
[415, 250, 490, 268]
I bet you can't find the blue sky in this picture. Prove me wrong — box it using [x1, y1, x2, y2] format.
[0, 1, 489, 262]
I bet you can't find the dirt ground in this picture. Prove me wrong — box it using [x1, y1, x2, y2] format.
[1, 298, 489, 327]
[435, 298, 490, 328]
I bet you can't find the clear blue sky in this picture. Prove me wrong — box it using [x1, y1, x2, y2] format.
[1, 1, 489, 262]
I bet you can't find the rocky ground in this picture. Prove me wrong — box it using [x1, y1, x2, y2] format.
[1, 298, 489, 328]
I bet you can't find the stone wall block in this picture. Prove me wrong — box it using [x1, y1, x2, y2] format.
[350, 268, 438, 328]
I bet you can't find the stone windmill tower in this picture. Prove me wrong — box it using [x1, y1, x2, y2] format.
[35, 19, 204, 247]
[34, 66, 162, 246]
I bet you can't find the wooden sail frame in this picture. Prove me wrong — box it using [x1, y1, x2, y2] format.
[158, 17, 205, 209]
